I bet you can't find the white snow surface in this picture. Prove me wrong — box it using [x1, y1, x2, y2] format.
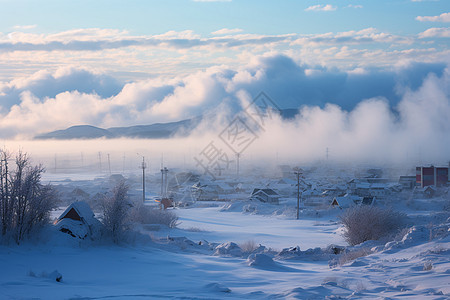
[1, 173, 450, 299]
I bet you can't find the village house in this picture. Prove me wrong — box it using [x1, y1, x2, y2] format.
[55, 201, 102, 239]
[330, 194, 361, 209]
[250, 188, 280, 204]
[399, 176, 416, 189]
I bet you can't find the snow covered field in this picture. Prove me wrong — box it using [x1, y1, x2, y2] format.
[1, 198, 449, 299]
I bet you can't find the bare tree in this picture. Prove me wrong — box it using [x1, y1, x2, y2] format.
[339, 205, 405, 246]
[102, 181, 131, 243]
[0, 150, 12, 236]
[0, 150, 59, 244]
[129, 204, 178, 228]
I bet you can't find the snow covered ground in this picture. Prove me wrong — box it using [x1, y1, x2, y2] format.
[1, 170, 449, 299]
[1, 200, 449, 299]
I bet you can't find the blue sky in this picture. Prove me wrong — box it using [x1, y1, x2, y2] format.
[0, 0, 448, 141]
[0, 0, 448, 36]
[0, 0, 448, 81]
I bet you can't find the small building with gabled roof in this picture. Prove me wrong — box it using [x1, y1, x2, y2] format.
[55, 201, 102, 239]
[331, 195, 360, 209]
[250, 188, 280, 204]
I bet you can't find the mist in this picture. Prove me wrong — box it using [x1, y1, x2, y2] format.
[0, 55, 448, 175]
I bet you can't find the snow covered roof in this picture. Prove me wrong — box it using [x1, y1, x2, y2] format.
[277, 178, 296, 185]
[57, 201, 98, 227]
[56, 218, 89, 239]
[332, 195, 360, 208]
[370, 183, 388, 189]
[251, 188, 280, 197]
[302, 189, 322, 197]
[355, 183, 371, 189]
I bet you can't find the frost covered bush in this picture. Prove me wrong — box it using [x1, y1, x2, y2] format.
[0, 150, 59, 244]
[339, 206, 405, 246]
[240, 240, 258, 253]
[101, 181, 131, 243]
[129, 204, 178, 228]
[423, 261, 433, 271]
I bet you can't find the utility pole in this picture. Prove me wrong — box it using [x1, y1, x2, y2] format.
[293, 167, 302, 220]
[161, 166, 169, 199]
[107, 153, 112, 175]
[139, 156, 147, 203]
[98, 152, 102, 173]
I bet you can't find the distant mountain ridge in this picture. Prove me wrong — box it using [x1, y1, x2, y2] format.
[35, 118, 201, 140]
[35, 109, 299, 140]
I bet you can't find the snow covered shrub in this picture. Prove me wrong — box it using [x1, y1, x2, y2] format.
[339, 206, 405, 246]
[129, 204, 178, 228]
[423, 261, 433, 271]
[0, 150, 59, 244]
[101, 181, 131, 243]
[240, 240, 258, 253]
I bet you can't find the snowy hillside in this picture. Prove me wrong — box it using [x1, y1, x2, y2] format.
[34, 118, 202, 140]
[33, 109, 300, 140]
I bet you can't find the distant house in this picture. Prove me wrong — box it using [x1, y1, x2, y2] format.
[161, 198, 174, 209]
[369, 183, 390, 199]
[277, 178, 297, 185]
[250, 188, 280, 204]
[348, 179, 390, 199]
[302, 189, 326, 207]
[361, 196, 375, 206]
[191, 182, 219, 201]
[399, 176, 416, 189]
[354, 182, 371, 197]
[331, 195, 360, 209]
[321, 186, 346, 198]
[69, 188, 90, 202]
[415, 186, 437, 198]
[55, 201, 102, 239]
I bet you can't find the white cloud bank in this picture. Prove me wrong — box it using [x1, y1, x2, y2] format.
[416, 12, 450, 23]
[0, 54, 448, 165]
[419, 27, 450, 38]
[0, 27, 447, 84]
[305, 4, 337, 12]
